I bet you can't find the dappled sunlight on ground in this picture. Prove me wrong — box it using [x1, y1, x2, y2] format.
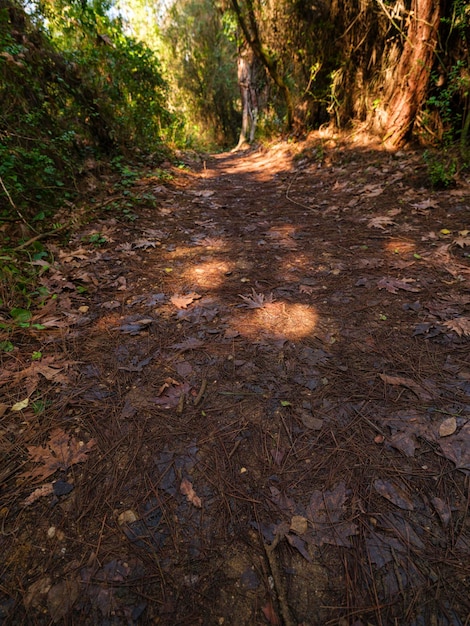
[231, 301, 319, 341]
[2, 137, 470, 625]
[384, 238, 417, 255]
[183, 259, 234, 290]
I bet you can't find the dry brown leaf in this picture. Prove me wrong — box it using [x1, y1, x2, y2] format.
[367, 216, 396, 229]
[439, 417, 457, 437]
[377, 277, 420, 294]
[361, 184, 384, 197]
[48, 576, 80, 622]
[170, 293, 201, 309]
[453, 236, 470, 248]
[20, 429, 95, 483]
[431, 497, 452, 526]
[0, 356, 71, 396]
[290, 515, 308, 535]
[379, 373, 434, 401]
[180, 478, 202, 508]
[24, 576, 52, 609]
[306, 482, 358, 546]
[262, 601, 281, 625]
[410, 198, 439, 210]
[374, 479, 414, 510]
[239, 289, 275, 309]
[443, 317, 470, 337]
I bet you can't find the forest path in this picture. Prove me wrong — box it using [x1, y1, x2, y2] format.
[1, 138, 470, 625]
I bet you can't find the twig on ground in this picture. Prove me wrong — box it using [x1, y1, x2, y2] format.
[264, 534, 297, 626]
[193, 379, 207, 406]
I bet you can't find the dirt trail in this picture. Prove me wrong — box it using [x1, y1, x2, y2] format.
[1, 138, 470, 625]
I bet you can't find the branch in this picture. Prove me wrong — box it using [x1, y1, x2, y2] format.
[0, 175, 36, 233]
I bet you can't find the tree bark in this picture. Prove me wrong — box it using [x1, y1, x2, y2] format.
[234, 44, 261, 149]
[230, 0, 294, 129]
[383, 0, 440, 148]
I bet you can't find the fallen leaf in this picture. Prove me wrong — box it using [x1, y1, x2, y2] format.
[0, 356, 71, 396]
[306, 482, 358, 546]
[24, 577, 52, 609]
[300, 412, 323, 430]
[48, 576, 80, 623]
[290, 515, 308, 535]
[443, 317, 470, 337]
[180, 478, 202, 508]
[366, 531, 405, 569]
[171, 338, 205, 350]
[379, 373, 434, 401]
[239, 289, 275, 309]
[367, 216, 396, 229]
[373, 479, 414, 510]
[439, 417, 457, 437]
[262, 601, 281, 625]
[286, 532, 312, 561]
[361, 183, 384, 197]
[20, 428, 95, 483]
[192, 189, 214, 198]
[119, 317, 154, 334]
[431, 497, 452, 526]
[410, 199, 438, 210]
[388, 431, 417, 457]
[154, 380, 190, 408]
[438, 422, 470, 472]
[453, 236, 470, 248]
[269, 486, 297, 516]
[133, 239, 158, 249]
[117, 510, 138, 525]
[377, 277, 420, 294]
[170, 292, 201, 309]
[11, 398, 29, 412]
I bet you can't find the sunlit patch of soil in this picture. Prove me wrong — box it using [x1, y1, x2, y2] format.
[385, 239, 416, 255]
[93, 312, 122, 331]
[183, 260, 233, 289]
[231, 301, 318, 340]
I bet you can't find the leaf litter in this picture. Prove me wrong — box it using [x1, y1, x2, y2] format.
[1, 137, 470, 625]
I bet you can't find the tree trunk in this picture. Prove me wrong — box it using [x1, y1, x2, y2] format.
[230, 0, 294, 129]
[383, 0, 440, 148]
[234, 44, 259, 149]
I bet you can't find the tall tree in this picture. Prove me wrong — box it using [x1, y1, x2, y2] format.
[382, 0, 441, 147]
[234, 41, 266, 148]
[230, 0, 294, 128]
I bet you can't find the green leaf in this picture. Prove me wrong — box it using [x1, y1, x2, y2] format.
[32, 351, 42, 360]
[0, 340, 14, 352]
[10, 307, 32, 323]
[280, 400, 292, 407]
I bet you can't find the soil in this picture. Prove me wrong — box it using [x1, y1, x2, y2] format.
[1, 133, 470, 626]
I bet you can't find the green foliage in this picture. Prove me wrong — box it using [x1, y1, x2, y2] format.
[0, 0, 172, 226]
[423, 150, 457, 188]
[160, 0, 240, 148]
[0, 241, 54, 328]
[84, 232, 108, 246]
[427, 61, 470, 146]
[0, 340, 15, 353]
